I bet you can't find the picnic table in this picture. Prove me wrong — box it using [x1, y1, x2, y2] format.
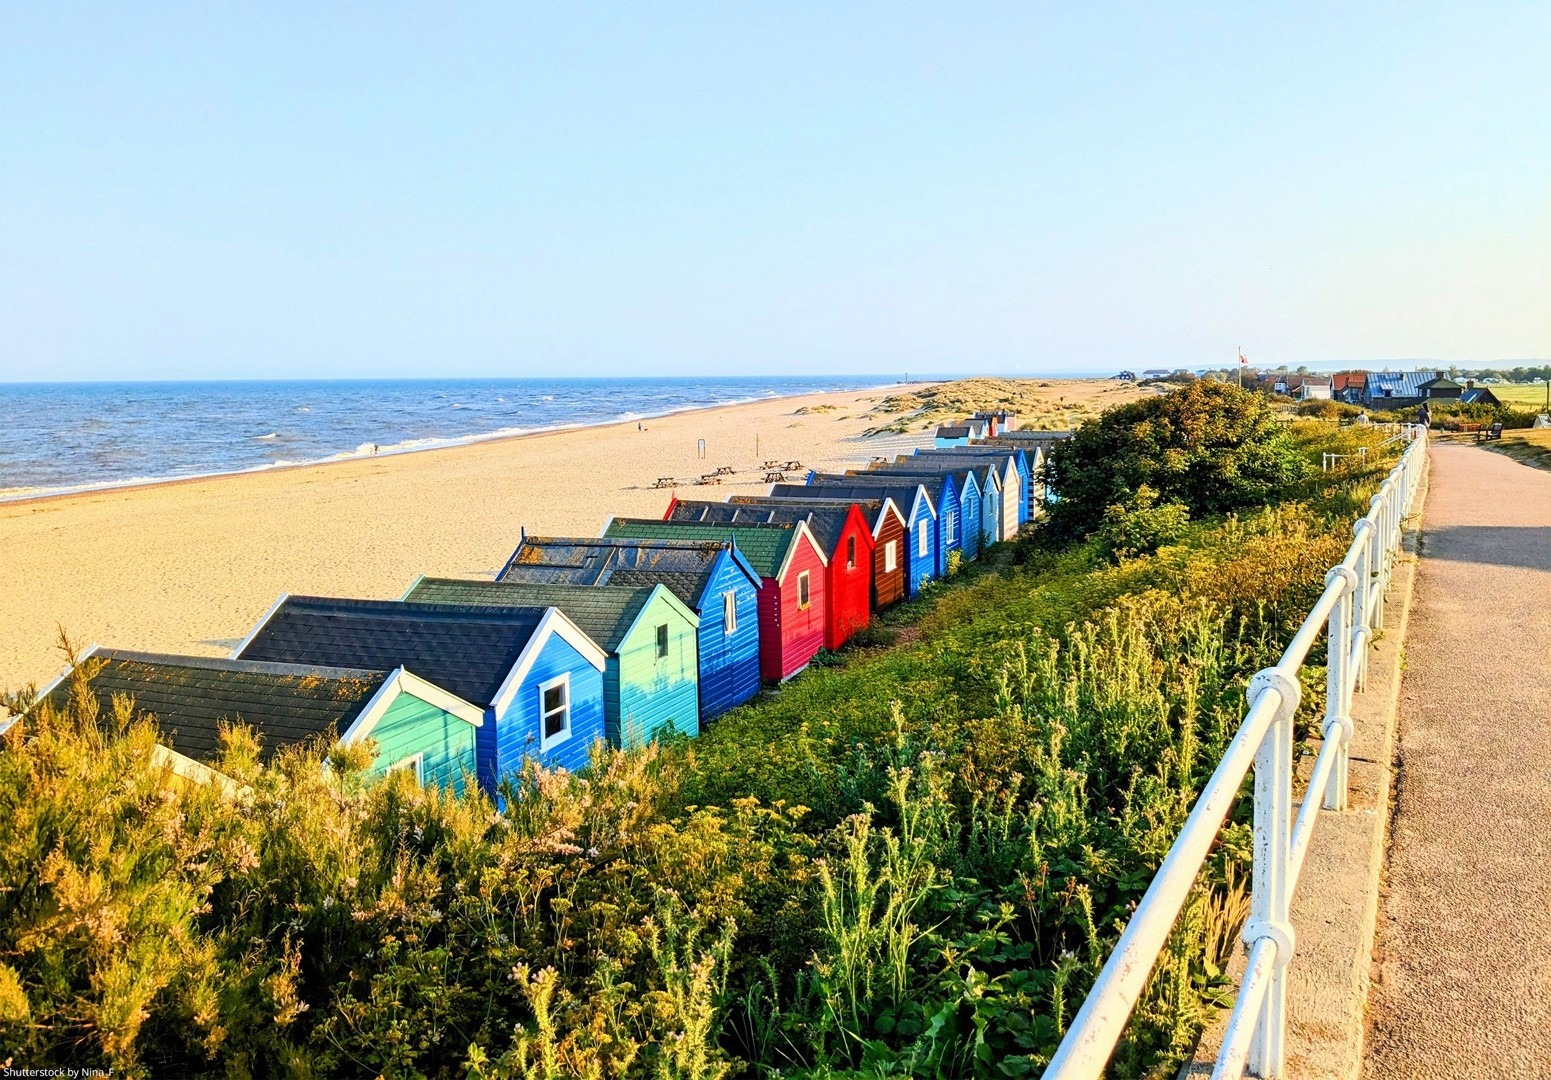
[696, 474, 723, 485]
[763, 471, 787, 483]
[712, 465, 736, 476]
[760, 460, 782, 470]
[652, 477, 676, 488]
[783, 460, 804, 470]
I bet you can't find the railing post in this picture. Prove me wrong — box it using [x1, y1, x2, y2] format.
[1323, 567, 1358, 810]
[1246, 667, 1301, 1078]
[1369, 490, 1387, 630]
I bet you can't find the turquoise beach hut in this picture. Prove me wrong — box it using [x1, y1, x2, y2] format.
[402, 578, 700, 748]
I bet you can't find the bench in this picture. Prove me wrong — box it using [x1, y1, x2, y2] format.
[652, 477, 676, 488]
[713, 465, 736, 476]
[1477, 423, 1503, 443]
[696, 474, 722, 485]
[763, 471, 787, 483]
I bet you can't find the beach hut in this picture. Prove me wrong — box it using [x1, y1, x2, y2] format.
[869, 462, 996, 549]
[807, 470, 960, 576]
[497, 536, 762, 720]
[602, 517, 828, 682]
[402, 579, 699, 748]
[730, 494, 908, 611]
[234, 596, 607, 790]
[766, 484, 934, 600]
[902, 449, 1021, 538]
[847, 465, 982, 560]
[665, 498, 873, 647]
[35, 648, 485, 794]
[915, 446, 1030, 527]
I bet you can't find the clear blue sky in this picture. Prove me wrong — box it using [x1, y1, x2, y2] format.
[2, 3, 1547, 381]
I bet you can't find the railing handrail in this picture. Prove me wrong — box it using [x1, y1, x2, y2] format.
[1046, 425, 1428, 1079]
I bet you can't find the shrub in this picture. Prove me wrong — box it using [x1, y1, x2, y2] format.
[1096, 485, 1191, 560]
[1040, 382, 1310, 542]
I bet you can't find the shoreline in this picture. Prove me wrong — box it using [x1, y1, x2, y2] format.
[0, 382, 909, 508]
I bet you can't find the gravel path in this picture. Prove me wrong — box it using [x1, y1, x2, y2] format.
[1364, 442, 1551, 1078]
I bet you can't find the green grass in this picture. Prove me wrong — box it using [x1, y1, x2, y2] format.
[1484, 382, 1551, 409]
[1480, 428, 1551, 472]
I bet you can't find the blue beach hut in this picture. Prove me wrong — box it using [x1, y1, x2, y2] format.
[769, 482, 938, 596]
[497, 536, 763, 721]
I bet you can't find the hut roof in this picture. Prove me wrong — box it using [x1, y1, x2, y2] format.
[667, 500, 857, 556]
[602, 517, 805, 580]
[1367, 371, 1444, 399]
[498, 536, 747, 607]
[785, 479, 936, 516]
[238, 596, 549, 706]
[934, 424, 973, 439]
[41, 649, 388, 765]
[404, 580, 660, 652]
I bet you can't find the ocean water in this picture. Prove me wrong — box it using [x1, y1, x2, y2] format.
[0, 376, 894, 501]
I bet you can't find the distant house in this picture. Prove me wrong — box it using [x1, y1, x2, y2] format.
[235, 596, 607, 789]
[730, 494, 910, 611]
[1116, 370, 1137, 381]
[402, 580, 700, 748]
[1141, 368, 1172, 380]
[1459, 385, 1502, 407]
[497, 536, 762, 721]
[768, 482, 937, 599]
[664, 498, 873, 649]
[603, 518, 829, 683]
[1299, 377, 1333, 401]
[1332, 372, 1368, 404]
[1364, 371, 1458, 411]
[37, 648, 485, 795]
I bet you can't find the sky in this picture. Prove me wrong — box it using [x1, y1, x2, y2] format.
[2, 3, 1548, 382]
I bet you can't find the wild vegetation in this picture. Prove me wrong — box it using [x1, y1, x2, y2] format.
[866, 378, 1147, 435]
[0, 387, 1400, 1078]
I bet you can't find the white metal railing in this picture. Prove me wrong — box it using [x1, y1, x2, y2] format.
[1046, 426, 1428, 1079]
[1321, 447, 1367, 472]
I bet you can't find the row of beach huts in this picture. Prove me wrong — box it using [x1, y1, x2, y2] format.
[17, 423, 1070, 799]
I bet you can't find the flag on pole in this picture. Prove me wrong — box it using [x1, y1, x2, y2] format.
[1239, 348, 1248, 366]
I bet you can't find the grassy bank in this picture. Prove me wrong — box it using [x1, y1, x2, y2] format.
[0, 401, 1400, 1079]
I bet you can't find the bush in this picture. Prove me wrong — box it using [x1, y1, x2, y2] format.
[1040, 382, 1310, 542]
[1096, 485, 1191, 560]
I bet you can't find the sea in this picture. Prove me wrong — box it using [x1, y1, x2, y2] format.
[0, 376, 898, 502]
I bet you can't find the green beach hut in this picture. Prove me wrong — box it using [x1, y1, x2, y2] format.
[31, 648, 485, 794]
[403, 578, 701, 748]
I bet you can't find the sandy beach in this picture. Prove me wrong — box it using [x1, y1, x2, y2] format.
[0, 386, 919, 692]
[0, 378, 1141, 695]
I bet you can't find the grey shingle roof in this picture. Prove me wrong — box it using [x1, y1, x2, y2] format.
[935, 425, 972, 438]
[405, 579, 654, 652]
[238, 596, 548, 706]
[499, 536, 737, 608]
[42, 649, 388, 765]
[603, 518, 800, 579]
[729, 494, 895, 533]
[667, 499, 855, 557]
[770, 481, 934, 517]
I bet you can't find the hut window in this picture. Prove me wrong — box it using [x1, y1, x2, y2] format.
[387, 752, 424, 787]
[945, 513, 956, 545]
[539, 674, 571, 749]
[797, 570, 811, 609]
[723, 590, 737, 633]
[917, 521, 928, 558]
[884, 540, 897, 573]
[846, 535, 857, 569]
[656, 623, 670, 658]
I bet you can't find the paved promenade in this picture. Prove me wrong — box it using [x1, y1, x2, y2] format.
[1364, 443, 1551, 1077]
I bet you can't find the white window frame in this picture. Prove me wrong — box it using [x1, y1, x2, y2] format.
[884, 540, 898, 573]
[846, 535, 857, 569]
[538, 673, 572, 751]
[797, 569, 811, 609]
[723, 590, 738, 634]
[917, 520, 928, 558]
[387, 752, 424, 786]
[945, 512, 956, 545]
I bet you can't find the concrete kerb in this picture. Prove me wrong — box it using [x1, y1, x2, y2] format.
[1185, 453, 1430, 1079]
